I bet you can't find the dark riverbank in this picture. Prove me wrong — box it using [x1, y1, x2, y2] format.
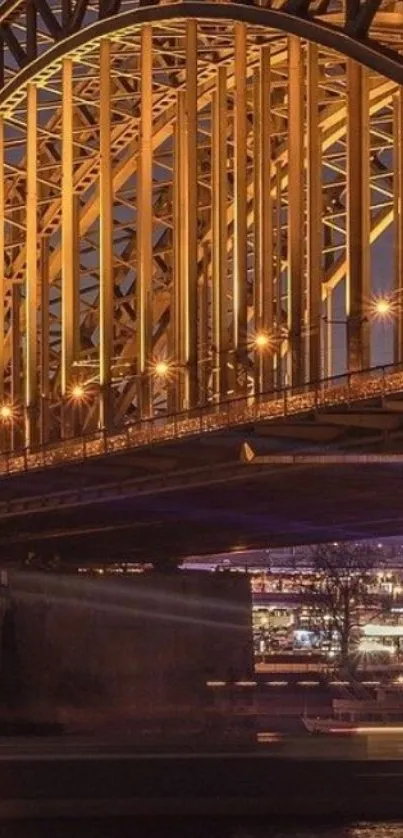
[0, 748, 403, 820]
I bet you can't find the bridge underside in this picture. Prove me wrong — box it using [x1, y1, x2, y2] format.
[2, 1, 403, 562]
[1, 390, 403, 564]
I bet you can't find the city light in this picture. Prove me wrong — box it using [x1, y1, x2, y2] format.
[358, 638, 392, 654]
[153, 360, 170, 378]
[254, 332, 271, 350]
[0, 404, 12, 422]
[375, 298, 392, 316]
[356, 726, 403, 734]
[71, 383, 85, 401]
[363, 624, 403, 637]
[369, 294, 397, 321]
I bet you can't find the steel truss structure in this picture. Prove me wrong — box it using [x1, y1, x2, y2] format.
[0, 0, 403, 452]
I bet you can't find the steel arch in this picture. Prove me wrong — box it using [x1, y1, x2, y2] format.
[1, 0, 403, 86]
[2, 1, 403, 108]
[0, 2, 401, 454]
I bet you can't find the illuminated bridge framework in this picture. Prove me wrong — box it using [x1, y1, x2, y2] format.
[1, 0, 403, 461]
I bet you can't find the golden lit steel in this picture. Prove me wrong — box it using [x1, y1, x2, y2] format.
[0, 15, 399, 455]
[25, 82, 38, 448]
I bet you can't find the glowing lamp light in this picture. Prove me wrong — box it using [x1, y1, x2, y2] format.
[154, 360, 169, 378]
[254, 332, 271, 350]
[0, 404, 12, 421]
[71, 383, 85, 400]
[375, 298, 392, 317]
[370, 294, 396, 320]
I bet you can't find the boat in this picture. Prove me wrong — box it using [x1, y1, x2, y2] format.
[302, 716, 354, 734]
[302, 686, 403, 734]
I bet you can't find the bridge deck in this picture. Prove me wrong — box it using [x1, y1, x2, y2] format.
[0, 365, 402, 563]
[1, 363, 403, 478]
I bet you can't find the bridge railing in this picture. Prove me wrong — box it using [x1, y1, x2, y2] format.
[1, 360, 403, 477]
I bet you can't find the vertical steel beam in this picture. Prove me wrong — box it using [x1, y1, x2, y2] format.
[174, 92, 186, 411]
[275, 162, 283, 388]
[325, 292, 333, 378]
[253, 46, 273, 394]
[62, 0, 71, 29]
[26, 0, 37, 62]
[40, 237, 50, 445]
[0, 117, 4, 400]
[25, 83, 38, 448]
[99, 38, 114, 428]
[394, 90, 403, 365]
[288, 35, 305, 387]
[306, 42, 321, 383]
[198, 245, 209, 404]
[212, 65, 228, 400]
[0, 36, 4, 90]
[174, 21, 198, 410]
[173, 111, 182, 413]
[346, 60, 370, 372]
[233, 22, 248, 392]
[137, 24, 153, 418]
[185, 19, 198, 409]
[61, 58, 76, 412]
[11, 280, 20, 451]
[0, 150, 5, 454]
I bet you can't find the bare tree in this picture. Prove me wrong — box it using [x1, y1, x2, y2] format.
[312, 543, 389, 671]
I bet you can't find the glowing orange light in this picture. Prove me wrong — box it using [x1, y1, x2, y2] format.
[254, 332, 271, 350]
[375, 298, 391, 316]
[71, 384, 85, 400]
[356, 726, 403, 734]
[369, 294, 397, 320]
[0, 404, 12, 421]
[154, 361, 169, 378]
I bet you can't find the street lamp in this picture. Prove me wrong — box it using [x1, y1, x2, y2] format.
[70, 383, 86, 401]
[369, 294, 398, 321]
[374, 298, 391, 316]
[153, 360, 170, 378]
[0, 404, 13, 422]
[254, 332, 272, 350]
[0, 402, 14, 454]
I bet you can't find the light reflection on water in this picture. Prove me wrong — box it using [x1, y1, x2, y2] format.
[235, 827, 403, 838]
[3, 824, 403, 838]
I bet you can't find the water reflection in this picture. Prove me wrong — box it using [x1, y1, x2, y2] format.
[2, 823, 403, 838]
[234, 827, 403, 838]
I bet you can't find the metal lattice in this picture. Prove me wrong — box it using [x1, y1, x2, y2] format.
[0, 0, 402, 454]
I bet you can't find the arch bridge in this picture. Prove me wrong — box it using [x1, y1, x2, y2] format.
[0, 0, 402, 464]
[0, 0, 403, 562]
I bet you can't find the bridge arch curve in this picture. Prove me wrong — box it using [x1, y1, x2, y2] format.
[0, 2, 400, 453]
[2, 2, 403, 105]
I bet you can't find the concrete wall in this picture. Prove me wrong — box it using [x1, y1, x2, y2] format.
[0, 571, 252, 731]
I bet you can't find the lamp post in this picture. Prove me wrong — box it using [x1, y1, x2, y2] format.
[321, 294, 398, 377]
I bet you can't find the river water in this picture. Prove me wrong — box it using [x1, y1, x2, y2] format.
[239, 828, 403, 838]
[2, 823, 403, 838]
